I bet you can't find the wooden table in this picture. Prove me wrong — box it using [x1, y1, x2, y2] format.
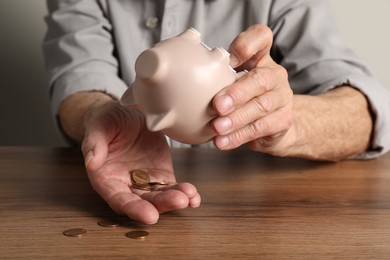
[1, 147, 390, 259]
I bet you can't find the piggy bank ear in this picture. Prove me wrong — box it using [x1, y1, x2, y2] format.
[210, 47, 230, 65]
[146, 110, 176, 132]
[179, 28, 202, 43]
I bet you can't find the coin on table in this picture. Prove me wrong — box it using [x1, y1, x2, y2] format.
[126, 230, 149, 240]
[97, 219, 120, 228]
[131, 170, 150, 186]
[63, 228, 87, 237]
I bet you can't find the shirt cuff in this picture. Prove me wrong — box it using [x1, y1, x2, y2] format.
[50, 71, 128, 116]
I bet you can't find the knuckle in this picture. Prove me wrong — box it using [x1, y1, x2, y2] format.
[274, 65, 293, 100]
[231, 110, 249, 129]
[261, 137, 279, 150]
[254, 95, 273, 114]
[229, 124, 259, 149]
[225, 84, 246, 104]
[224, 131, 243, 149]
[230, 133, 243, 148]
[286, 87, 293, 99]
[248, 119, 265, 139]
[276, 65, 288, 81]
[247, 138, 270, 153]
[231, 34, 251, 59]
[247, 136, 284, 156]
[259, 24, 273, 40]
[250, 69, 269, 91]
[251, 24, 274, 47]
[252, 24, 273, 37]
[284, 113, 294, 131]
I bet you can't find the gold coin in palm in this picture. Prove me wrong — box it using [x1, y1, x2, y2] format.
[131, 170, 150, 186]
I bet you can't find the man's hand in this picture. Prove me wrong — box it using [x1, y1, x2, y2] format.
[212, 24, 373, 161]
[60, 93, 201, 224]
[212, 24, 294, 156]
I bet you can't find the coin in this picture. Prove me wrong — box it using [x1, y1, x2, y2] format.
[131, 169, 169, 191]
[132, 184, 154, 191]
[63, 228, 87, 237]
[131, 170, 150, 185]
[148, 181, 167, 186]
[126, 230, 149, 240]
[97, 219, 120, 228]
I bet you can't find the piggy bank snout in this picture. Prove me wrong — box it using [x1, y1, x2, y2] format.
[135, 49, 166, 81]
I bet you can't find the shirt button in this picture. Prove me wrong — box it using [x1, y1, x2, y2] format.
[145, 16, 159, 29]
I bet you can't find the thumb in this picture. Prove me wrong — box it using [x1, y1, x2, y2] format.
[81, 127, 109, 172]
[228, 24, 273, 68]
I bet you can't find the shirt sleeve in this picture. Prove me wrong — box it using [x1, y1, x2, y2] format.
[268, 0, 390, 159]
[42, 0, 128, 116]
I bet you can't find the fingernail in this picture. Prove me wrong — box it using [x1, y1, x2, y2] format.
[216, 95, 233, 114]
[217, 136, 230, 149]
[85, 150, 94, 167]
[229, 53, 239, 68]
[214, 117, 232, 134]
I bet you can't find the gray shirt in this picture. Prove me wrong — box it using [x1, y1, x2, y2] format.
[43, 0, 390, 158]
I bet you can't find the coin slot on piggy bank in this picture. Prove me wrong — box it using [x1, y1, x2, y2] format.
[121, 28, 238, 144]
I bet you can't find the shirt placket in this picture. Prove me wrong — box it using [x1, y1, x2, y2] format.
[160, 0, 182, 40]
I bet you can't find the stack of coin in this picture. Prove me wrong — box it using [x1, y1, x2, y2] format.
[131, 170, 168, 191]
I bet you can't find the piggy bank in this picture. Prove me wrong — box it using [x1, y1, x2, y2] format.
[120, 28, 237, 144]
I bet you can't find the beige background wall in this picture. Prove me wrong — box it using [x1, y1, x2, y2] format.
[329, 0, 389, 90]
[0, 0, 389, 146]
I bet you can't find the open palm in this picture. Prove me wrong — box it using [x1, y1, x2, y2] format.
[81, 102, 200, 224]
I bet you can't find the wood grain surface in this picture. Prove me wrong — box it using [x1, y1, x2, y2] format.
[1, 147, 390, 259]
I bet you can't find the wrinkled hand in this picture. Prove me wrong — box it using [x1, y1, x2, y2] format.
[81, 101, 201, 224]
[212, 24, 294, 156]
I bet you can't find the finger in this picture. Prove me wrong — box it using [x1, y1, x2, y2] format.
[89, 173, 161, 224]
[188, 192, 201, 208]
[109, 191, 160, 224]
[213, 72, 292, 136]
[213, 89, 290, 135]
[214, 105, 293, 150]
[228, 24, 273, 68]
[162, 182, 201, 208]
[138, 182, 201, 212]
[140, 189, 190, 213]
[213, 66, 286, 116]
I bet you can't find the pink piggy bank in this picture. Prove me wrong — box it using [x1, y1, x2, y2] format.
[120, 28, 237, 144]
